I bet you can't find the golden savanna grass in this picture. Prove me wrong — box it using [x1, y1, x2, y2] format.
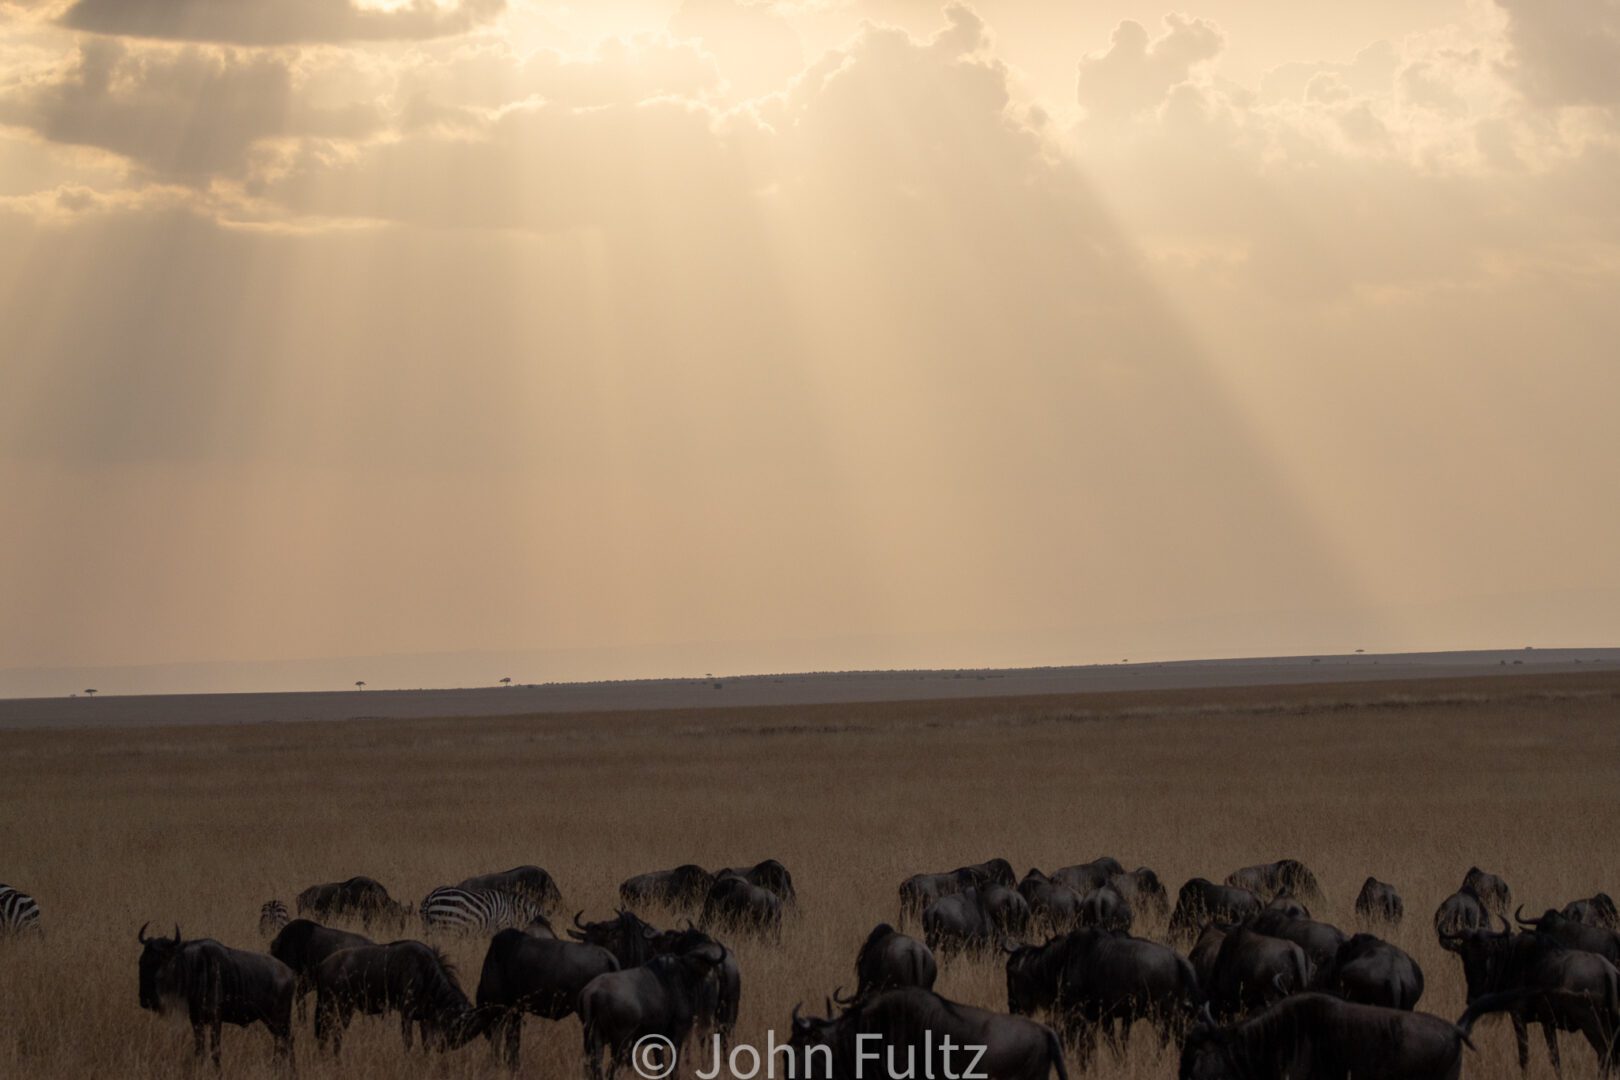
[2, 671, 1619, 1079]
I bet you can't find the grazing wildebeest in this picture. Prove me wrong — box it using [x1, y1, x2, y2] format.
[577, 944, 726, 1080]
[851, 923, 937, 999]
[1225, 860, 1322, 904]
[901, 869, 977, 920]
[1179, 993, 1477, 1080]
[569, 910, 741, 1047]
[1356, 877, 1405, 925]
[1019, 869, 1082, 933]
[570, 910, 663, 968]
[1078, 884, 1133, 932]
[1517, 905, 1620, 964]
[1462, 867, 1512, 918]
[1, 884, 42, 935]
[137, 923, 294, 1069]
[1005, 929, 1199, 1066]
[789, 987, 1069, 1080]
[476, 927, 621, 1068]
[1205, 924, 1312, 1019]
[1564, 893, 1620, 931]
[701, 875, 783, 936]
[1440, 921, 1620, 1076]
[1435, 886, 1492, 941]
[457, 865, 563, 912]
[1249, 908, 1347, 972]
[1052, 857, 1125, 896]
[421, 886, 550, 934]
[258, 900, 289, 938]
[296, 876, 411, 928]
[1170, 879, 1261, 940]
[1459, 987, 1620, 1078]
[1314, 933, 1424, 1010]
[619, 865, 715, 910]
[313, 939, 493, 1055]
[924, 886, 1030, 956]
[715, 859, 796, 905]
[1263, 893, 1310, 919]
[1111, 867, 1170, 919]
[269, 918, 373, 1019]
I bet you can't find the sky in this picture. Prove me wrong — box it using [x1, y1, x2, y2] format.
[1, 0, 1618, 694]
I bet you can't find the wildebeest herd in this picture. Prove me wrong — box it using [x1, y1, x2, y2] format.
[7, 857, 1618, 1078]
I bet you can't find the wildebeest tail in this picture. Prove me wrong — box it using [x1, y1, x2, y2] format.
[1043, 1024, 1069, 1080]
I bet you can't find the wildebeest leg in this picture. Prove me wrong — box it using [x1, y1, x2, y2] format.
[1542, 1024, 1562, 1079]
[1111, 1015, 1133, 1061]
[498, 1012, 522, 1071]
[210, 1017, 223, 1071]
[582, 1025, 605, 1080]
[401, 1011, 414, 1051]
[1073, 1020, 1097, 1072]
[191, 1021, 208, 1063]
[1513, 1013, 1530, 1075]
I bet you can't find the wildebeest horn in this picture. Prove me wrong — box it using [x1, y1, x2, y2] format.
[137, 921, 151, 944]
[1198, 1002, 1216, 1028]
[173, 924, 182, 944]
[832, 986, 854, 1006]
[1514, 904, 1540, 928]
[791, 1002, 804, 1025]
[573, 910, 587, 929]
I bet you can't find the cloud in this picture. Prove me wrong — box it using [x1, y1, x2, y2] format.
[1076, 13, 1223, 118]
[57, 0, 505, 46]
[0, 40, 381, 180]
[1495, 0, 1620, 108]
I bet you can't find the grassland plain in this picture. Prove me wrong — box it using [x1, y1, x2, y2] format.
[2, 671, 1618, 1079]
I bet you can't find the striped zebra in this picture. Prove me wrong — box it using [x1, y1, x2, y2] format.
[259, 899, 290, 937]
[0, 885, 41, 936]
[420, 886, 546, 934]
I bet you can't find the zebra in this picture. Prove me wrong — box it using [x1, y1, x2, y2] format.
[259, 899, 290, 937]
[0, 885, 41, 936]
[420, 886, 547, 934]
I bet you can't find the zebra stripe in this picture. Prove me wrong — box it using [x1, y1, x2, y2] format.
[0, 885, 41, 935]
[259, 899, 290, 936]
[420, 886, 543, 933]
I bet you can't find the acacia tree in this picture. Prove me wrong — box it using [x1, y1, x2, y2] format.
[354, 680, 366, 691]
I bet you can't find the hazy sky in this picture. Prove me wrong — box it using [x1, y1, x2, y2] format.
[2, 0, 1618, 691]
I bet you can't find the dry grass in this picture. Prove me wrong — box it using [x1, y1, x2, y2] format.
[3, 671, 1619, 1079]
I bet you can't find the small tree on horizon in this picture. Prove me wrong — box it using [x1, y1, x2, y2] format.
[84, 688, 97, 697]
[500, 677, 512, 687]
[355, 680, 366, 691]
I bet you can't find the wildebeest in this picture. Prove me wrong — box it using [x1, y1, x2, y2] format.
[1314, 933, 1424, 1010]
[1, 884, 41, 936]
[851, 923, 937, 999]
[269, 918, 373, 1019]
[1189, 923, 1230, 991]
[1170, 879, 1262, 940]
[476, 927, 621, 1068]
[1440, 922, 1620, 1075]
[714, 859, 796, 905]
[568, 911, 741, 1047]
[789, 987, 1069, 1080]
[313, 939, 493, 1055]
[1225, 860, 1322, 904]
[1052, 857, 1125, 895]
[1018, 869, 1082, 933]
[1078, 884, 1133, 932]
[258, 900, 289, 938]
[1564, 892, 1620, 931]
[1249, 908, 1346, 972]
[456, 865, 563, 912]
[619, 865, 715, 910]
[900, 859, 1015, 919]
[1005, 929, 1199, 1066]
[577, 944, 726, 1080]
[1179, 993, 1477, 1080]
[924, 886, 1030, 955]
[1205, 924, 1312, 1019]
[701, 875, 782, 936]
[1356, 876, 1405, 925]
[1462, 866, 1512, 917]
[1516, 905, 1620, 964]
[1434, 887, 1491, 940]
[1111, 867, 1170, 919]
[296, 876, 411, 928]
[137, 923, 294, 1068]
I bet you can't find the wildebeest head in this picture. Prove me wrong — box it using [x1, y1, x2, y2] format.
[1437, 919, 1514, 999]
[1178, 1009, 1234, 1080]
[1002, 936, 1065, 1015]
[569, 909, 660, 963]
[136, 923, 184, 1013]
[788, 1001, 839, 1054]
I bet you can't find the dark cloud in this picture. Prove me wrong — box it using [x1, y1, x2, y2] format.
[58, 0, 504, 46]
[0, 40, 380, 179]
